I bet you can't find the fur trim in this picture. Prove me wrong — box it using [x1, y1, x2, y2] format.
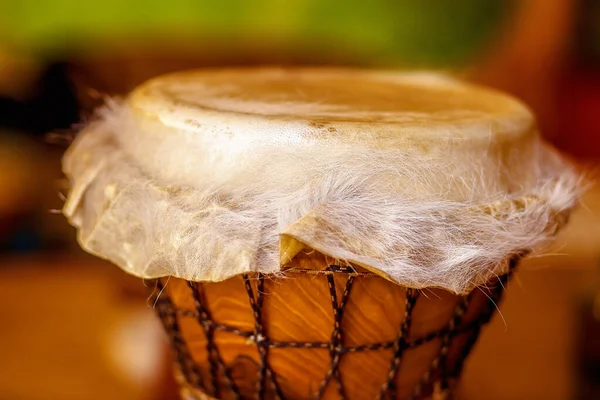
[63, 103, 580, 294]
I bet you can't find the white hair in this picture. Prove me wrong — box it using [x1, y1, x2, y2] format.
[62, 100, 581, 294]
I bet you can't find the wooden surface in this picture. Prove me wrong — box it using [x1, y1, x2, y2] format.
[163, 252, 516, 400]
[0, 254, 177, 400]
[0, 254, 595, 400]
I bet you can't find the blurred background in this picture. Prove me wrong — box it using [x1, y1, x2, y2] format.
[0, 0, 599, 399]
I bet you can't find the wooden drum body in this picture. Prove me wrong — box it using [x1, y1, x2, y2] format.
[155, 253, 519, 400]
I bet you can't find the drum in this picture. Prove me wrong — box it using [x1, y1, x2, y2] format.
[62, 68, 580, 399]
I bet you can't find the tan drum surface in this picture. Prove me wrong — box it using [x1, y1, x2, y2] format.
[154, 252, 519, 400]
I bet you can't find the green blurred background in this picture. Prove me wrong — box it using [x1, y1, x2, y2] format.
[0, 0, 509, 65]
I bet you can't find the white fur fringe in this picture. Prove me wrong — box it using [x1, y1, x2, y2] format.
[63, 103, 581, 294]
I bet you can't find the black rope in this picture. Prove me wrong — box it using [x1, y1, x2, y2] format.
[153, 261, 519, 400]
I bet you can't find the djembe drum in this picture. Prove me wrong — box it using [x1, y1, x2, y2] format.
[62, 68, 579, 399]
